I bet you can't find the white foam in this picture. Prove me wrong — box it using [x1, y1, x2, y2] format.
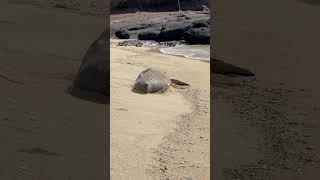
[160, 46, 210, 61]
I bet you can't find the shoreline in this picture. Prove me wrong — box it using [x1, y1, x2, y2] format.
[112, 38, 210, 62]
[159, 46, 210, 62]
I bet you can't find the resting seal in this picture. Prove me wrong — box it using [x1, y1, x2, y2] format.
[133, 68, 189, 93]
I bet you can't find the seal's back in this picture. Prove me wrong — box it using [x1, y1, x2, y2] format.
[133, 69, 171, 93]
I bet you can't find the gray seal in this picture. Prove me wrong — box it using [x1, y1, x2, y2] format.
[133, 68, 189, 93]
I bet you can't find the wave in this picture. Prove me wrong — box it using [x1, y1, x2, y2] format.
[160, 45, 210, 61]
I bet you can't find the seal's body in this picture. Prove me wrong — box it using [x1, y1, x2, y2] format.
[133, 68, 189, 93]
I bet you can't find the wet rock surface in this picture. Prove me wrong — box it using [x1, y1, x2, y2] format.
[138, 31, 159, 40]
[115, 29, 130, 39]
[192, 19, 210, 28]
[118, 39, 184, 48]
[184, 27, 210, 44]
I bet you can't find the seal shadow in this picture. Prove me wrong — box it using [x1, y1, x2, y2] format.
[131, 88, 148, 94]
[131, 86, 171, 94]
[67, 86, 109, 104]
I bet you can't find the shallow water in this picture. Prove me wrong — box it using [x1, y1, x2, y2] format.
[160, 45, 210, 61]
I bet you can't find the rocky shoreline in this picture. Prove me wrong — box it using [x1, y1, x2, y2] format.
[111, 0, 209, 13]
[111, 11, 210, 45]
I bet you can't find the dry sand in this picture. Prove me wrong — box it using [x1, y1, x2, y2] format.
[110, 39, 210, 179]
[0, 1, 107, 179]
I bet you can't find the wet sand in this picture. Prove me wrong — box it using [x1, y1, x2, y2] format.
[213, 0, 320, 179]
[0, 1, 107, 179]
[110, 39, 210, 179]
[160, 45, 210, 61]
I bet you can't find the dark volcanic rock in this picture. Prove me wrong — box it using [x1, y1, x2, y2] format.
[72, 30, 109, 103]
[128, 24, 152, 31]
[192, 19, 210, 28]
[111, 0, 209, 12]
[184, 27, 210, 44]
[111, 12, 211, 45]
[138, 32, 159, 40]
[115, 29, 130, 39]
[157, 26, 187, 42]
[118, 39, 145, 47]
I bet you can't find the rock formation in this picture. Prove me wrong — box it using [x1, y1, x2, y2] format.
[111, 0, 209, 12]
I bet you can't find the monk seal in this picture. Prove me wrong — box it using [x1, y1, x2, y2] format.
[133, 68, 189, 93]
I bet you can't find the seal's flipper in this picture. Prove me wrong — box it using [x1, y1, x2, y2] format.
[170, 79, 190, 89]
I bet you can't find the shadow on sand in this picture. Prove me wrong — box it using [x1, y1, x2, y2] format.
[67, 87, 109, 104]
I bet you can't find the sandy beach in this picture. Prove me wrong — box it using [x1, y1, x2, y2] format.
[110, 39, 210, 179]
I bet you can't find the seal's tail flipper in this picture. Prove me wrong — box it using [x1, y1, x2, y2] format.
[170, 79, 190, 89]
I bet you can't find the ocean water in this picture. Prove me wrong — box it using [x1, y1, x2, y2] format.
[160, 45, 210, 61]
